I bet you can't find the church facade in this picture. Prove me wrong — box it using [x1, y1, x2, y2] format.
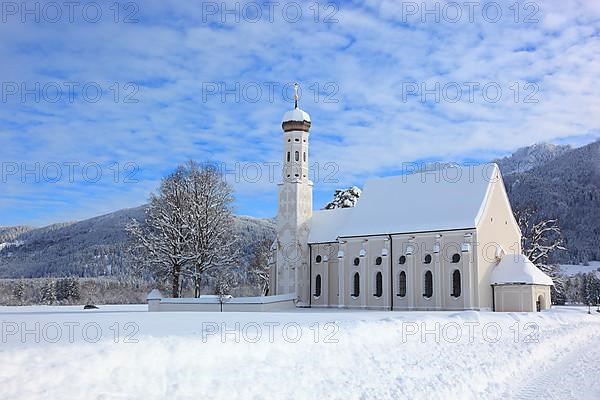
[270, 98, 552, 312]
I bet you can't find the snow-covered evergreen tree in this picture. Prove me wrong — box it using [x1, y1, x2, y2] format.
[12, 280, 25, 305]
[582, 272, 600, 306]
[57, 277, 80, 302]
[67, 277, 80, 301]
[323, 186, 362, 209]
[40, 280, 57, 305]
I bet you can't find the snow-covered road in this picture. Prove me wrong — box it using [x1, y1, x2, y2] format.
[0, 305, 599, 399]
[509, 331, 600, 399]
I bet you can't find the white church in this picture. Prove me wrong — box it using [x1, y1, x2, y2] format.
[269, 89, 554, 313]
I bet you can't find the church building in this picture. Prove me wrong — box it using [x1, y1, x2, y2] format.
[270, 89, 553, 312]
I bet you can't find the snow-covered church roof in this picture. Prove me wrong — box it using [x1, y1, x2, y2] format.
[308, 163, 502, 243]
[490, 254, 554, 286]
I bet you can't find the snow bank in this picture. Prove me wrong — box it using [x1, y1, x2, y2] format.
[0, 306, 598, 399]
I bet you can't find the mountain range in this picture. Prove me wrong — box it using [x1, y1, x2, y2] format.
[1, 139, 598, 278]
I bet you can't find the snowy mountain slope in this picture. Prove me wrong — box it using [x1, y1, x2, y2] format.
[0, 226, 32, 243]
[0, 206, 275, 279]
[0, 306, 598, 399]
[494, 142, 571, 175]
[503, 140, 600, 263]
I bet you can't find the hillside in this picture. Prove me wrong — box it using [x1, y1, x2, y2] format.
[501, 140, 600, 263]
[0, 207, 275, 279]
[494, 142, 572, 175]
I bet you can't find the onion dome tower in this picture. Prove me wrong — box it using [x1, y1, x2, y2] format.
[274, 83, 313, 306]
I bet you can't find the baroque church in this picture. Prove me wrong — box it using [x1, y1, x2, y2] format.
[269, 89, 553, 312]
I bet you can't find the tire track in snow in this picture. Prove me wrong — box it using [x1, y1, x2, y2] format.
[511, 333, 600, 400]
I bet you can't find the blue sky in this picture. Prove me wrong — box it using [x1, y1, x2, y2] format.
[1, 0, 599, 227]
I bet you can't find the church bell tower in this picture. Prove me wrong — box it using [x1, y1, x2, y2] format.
[274, 83, 313, 306]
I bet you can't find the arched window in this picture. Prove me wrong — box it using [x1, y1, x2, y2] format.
[452, 270, 461, 297]
[295, 151, 299, 161]
[398, 271, 407, 297]
[424, 254, 432, 264]
[314, 274, 322, 297]
[374, 271, 383, 297]
[287, 152, 290, 162]
[352, 272, 360, 297]
[451, 253, 461, 263]
[353, 257, 360, 266]
[315, 255, 322, 263]
[375, 256, 382, 265]
[423, 270, 433, 298]
[399, 255, 406, 265]
[303, 152, 306, 162]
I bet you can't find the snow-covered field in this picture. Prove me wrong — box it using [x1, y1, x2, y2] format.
[561, 261, 600, 277]
[1, 305, 599, 399]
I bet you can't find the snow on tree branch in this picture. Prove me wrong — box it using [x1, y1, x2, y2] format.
[514, 205, 567, 304]
[127, 161, 238, 298]
[323, 186, 362, 209]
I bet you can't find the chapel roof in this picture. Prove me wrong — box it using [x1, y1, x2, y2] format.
[308, 163, 502, 243]
[490, 254, 554, 286]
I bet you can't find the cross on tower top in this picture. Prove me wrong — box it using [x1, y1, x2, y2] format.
[294, 82, 299, 109]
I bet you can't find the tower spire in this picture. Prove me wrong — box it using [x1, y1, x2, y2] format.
[294, 82, 299, 109]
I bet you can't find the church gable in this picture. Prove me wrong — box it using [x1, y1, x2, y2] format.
[474, 166, 521, 237]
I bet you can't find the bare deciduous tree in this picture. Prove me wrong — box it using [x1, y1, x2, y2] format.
[127, 167, 194, 298]
[214, 267, 238, 297]
[514, 205, 567, 304]
[127, 161, 238, 298]
[185, 161, 238, 297]
[248, 238, 274, 296]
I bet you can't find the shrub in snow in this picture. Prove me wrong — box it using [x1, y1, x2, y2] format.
[323, 186, 362, 209]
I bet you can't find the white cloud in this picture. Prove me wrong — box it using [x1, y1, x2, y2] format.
[0, 0, 598, 225]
